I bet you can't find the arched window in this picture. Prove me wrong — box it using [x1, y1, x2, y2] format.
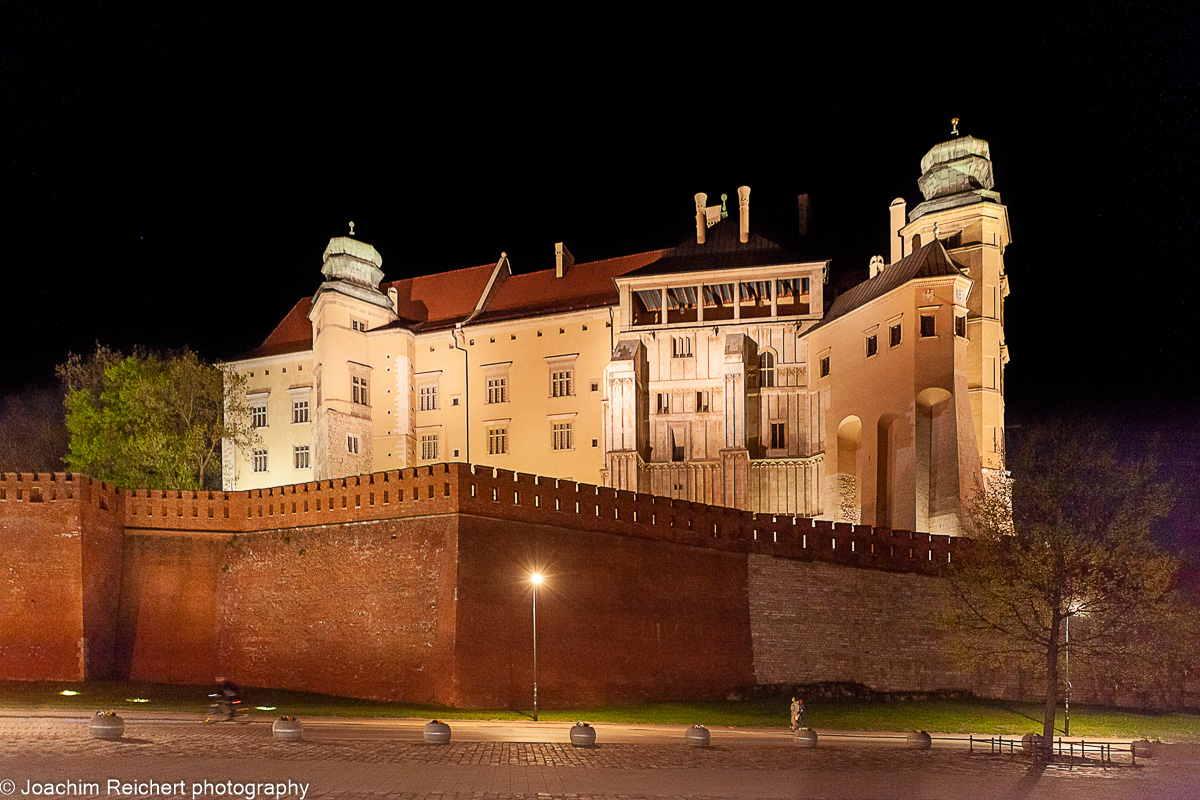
[759, 351, 776, 388]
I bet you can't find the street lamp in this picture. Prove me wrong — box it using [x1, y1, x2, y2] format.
[1065, 612, 1072, 736]
[1064, 599, 1084, 737]
[530, 571, 543, 722]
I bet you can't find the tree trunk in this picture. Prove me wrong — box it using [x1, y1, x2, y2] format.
[1042, 613, 1061, 760]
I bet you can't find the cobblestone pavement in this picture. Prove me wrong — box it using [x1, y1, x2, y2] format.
[0, 718, 1195, 800]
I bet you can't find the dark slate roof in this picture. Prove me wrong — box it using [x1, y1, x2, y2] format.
[622, 215, 800, 277]
[805, 239, 969, 334]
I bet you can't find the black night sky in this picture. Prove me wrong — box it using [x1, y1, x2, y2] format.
[2, 6, 1197, 547]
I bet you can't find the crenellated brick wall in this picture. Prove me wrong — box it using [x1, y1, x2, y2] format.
[8, 465, 1183, 709]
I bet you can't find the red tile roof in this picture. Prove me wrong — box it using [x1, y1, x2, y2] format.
[460, 249, 669, 329]
[238, 250, 665, 359]
[385, 260, 498, 329]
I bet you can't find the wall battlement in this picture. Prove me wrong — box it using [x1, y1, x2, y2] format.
[0, 472, 123, 514]
[72, 463, 964, 574]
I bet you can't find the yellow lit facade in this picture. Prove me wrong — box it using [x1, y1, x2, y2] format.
[225, 134, 1010, 534]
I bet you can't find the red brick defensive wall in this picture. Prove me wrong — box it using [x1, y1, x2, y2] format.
[0, 465, 1057, 707]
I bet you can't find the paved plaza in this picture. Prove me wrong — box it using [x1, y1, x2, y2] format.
[0, 714, 1195, 799]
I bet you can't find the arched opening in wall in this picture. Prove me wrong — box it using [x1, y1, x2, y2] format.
[911, 233, 922, 252]
[836, 416, 862, 525]
[876, 414, 900, 529]
[915, 387, 952, 533]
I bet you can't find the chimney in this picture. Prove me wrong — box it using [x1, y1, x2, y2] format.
[387, 286, 398, 311]
[694, 193, 707, 244]
[889, 197, 907, 263]
[555, 242, 574, 279]
[869, 255, 885, 279]
[796, 193, 811, 236]
[738, 186, 750, 244]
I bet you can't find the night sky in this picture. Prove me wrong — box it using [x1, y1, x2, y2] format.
[2, 7, 1197, 542]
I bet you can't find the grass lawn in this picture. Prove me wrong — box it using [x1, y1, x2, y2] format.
[3, 680, 1197, 742]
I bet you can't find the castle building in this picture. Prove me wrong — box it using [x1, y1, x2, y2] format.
[225, 134, 1010, 534]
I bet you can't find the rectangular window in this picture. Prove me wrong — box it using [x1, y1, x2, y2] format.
[486, 377, 508, 404]
[955, 314, 967, 338]
[552, 422, 573, 451]
[252, 449, 268, 472]
[347, 435, 359, 455]
[421, 434, 439, 460]
[920, 314, 936, 338]
[771, 422, 786, 449]
[252, 403, 267, 428]
[820, 356, 830, 378]
[419, 385, 438, 411]
[293, 445, 310, 469]
[890, 323, 902, 347]
[672, 336, 692, 358]
[696, 391, 710, 412]
[865, 335, 878, 357]
[551, 369, 573, 397]
[351, 318, 367, 332]
[352, 376, 369, 405]
[488, 427, 508, 455]
[657, 393, 669, 414]
[291, 399, 309, 424]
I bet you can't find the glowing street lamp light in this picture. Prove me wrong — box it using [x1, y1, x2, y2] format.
[530, 571, 543, 722]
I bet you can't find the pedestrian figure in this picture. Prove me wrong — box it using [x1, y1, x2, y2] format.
[790, 696, 801, 731]
[798, 696, 806, 729]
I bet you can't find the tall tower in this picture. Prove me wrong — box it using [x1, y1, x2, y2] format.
[308, 233, 397, 480]
[898, 132, 1011, 479]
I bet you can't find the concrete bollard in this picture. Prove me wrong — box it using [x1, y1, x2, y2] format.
[570, 722, 596, 746]
[89, 712, 124, 741]
[685, 725, 710, 747]
[794, 728, 818, 748]
[272, 717, 303, 741]
[423, 720, 452, 744]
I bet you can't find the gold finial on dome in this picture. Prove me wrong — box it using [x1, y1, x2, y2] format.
[951, 118, 960, 137]
[349, 221, 356, 237]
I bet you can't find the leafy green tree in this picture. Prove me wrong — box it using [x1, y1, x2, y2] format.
[57, 345, 259, 490]
[946, 420, 1190, 756]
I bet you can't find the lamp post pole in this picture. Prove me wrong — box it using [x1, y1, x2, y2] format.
[531, 572, 542, 722]
[1065, 613, 1071, 737]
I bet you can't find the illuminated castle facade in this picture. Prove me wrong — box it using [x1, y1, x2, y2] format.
[225, 134, 1010, 535]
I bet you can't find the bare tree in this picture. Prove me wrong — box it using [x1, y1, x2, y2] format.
[946, 420, 1190, 756]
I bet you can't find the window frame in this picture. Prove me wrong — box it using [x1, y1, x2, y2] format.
[291, 398, 310, 424]
[352, 375, 369, 405]
[770, 421, 787, 449]
[552, 421, 574, 451]
[488, 426, 509, 455]
[421, 433, 439, 461]
[920, 314, 937, 338]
